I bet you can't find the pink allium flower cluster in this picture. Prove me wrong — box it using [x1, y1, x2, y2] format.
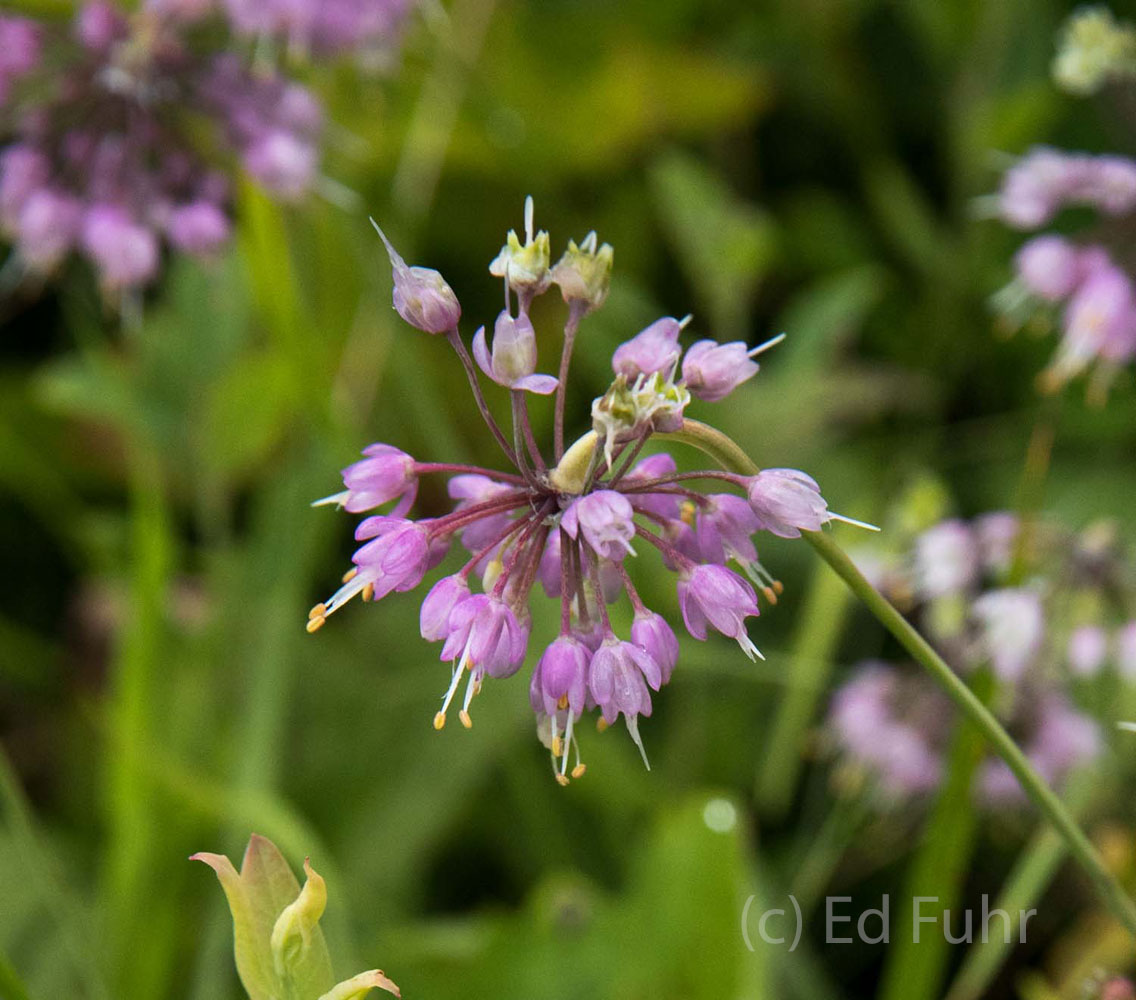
[992, 147, 1136, 395]
[0, 15, 41, 107]
[224, 0, 413, 58]
[830, 662, 1100, 806]
[998, 147, 1136, 228]
[0, 1, 410, 297]
[830, 512, 1136, 805]
[308, 199, 867, 782]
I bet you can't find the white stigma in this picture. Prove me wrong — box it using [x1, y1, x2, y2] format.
[827, 512, 881, 532]
[523, 195, 534, 244]
[747, 332, 787, 358]
[310, 490, 351, 508]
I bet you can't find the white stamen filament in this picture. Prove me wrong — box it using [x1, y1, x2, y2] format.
[438, 649, 469, 721]
[524, 195, 534, 243]
[322, 573, 372, 615]
[560, 712, 574, 776]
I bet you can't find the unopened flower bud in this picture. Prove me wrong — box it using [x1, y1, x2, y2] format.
[681, 339, 758, 402]
[373, 221, 462, 334]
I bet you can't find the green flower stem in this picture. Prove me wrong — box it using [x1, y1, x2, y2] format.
[659, 418, 1136, 939]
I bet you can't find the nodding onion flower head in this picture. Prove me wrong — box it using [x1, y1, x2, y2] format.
[308, 199, 872, 783]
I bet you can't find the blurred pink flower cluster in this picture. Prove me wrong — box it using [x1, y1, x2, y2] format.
[993, 148, 1136, 397]
[829, 514, 1135, 806]
[0, 0, 412, 297]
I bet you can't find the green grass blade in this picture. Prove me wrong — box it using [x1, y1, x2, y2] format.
[878, 676, 990, 1000]
[943, 772, 1095, 1000]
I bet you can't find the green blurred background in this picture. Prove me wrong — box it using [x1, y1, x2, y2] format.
[3, 0, 1136, 998]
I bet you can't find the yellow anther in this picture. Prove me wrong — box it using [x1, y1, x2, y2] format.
[342, 567, 358, 583]
[555, 773, 570, 787]
[557, 694, 569, 710]
[571, 763, 587, 779]
[762, 586, 779, 605]
[680, 500, 697, 527]
[362, 583, 375, 602]
[596, 718, 609, 733]
[305, 616, 325, 634]
[551, 736, 563, 757]
[433, 711, 446, 730]
[772, 579, 784, 595]
[308, 602, 327, 620]
[458, 710, 472, 729]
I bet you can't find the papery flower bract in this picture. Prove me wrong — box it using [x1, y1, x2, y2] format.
[677, 564, 761, 661]
[681, 339, 759, 402]
[745, 469, 830, 538]
[373, 224, 462, 334]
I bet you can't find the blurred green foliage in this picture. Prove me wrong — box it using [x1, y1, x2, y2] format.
[3, 1, 1136, 999]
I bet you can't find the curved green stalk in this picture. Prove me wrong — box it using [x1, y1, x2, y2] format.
[659, 418, 1136, 939]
